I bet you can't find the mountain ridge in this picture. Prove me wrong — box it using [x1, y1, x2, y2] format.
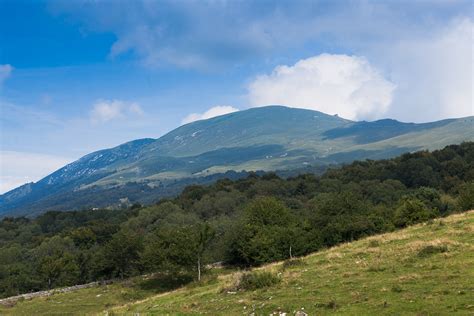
[1, 105, 473, 217]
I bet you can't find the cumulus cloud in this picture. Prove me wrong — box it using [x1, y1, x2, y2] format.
[381, 18, 474, 122]
[0, 64, 13, 87]
[49, 1, 471, 71]
[248, 54, 396, 120]
[0, 151, 73, 194]
[182, 105, 239, 124]
[48, 1, 473, 121]
[248, 18, 473, 122]
[90, 99, 144, 124]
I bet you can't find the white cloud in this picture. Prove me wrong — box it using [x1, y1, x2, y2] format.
[0, 64, 13, 87]
[380, 18, 474, 122]
[182, 105, 239, 124]
[129, 102, 144, 115]
[50, 1, 471, 71]
[0, 151, 73, 194]
[248, 54, 396, 121]
[90, 99, 144, 124]
[248, 18, 473, 123]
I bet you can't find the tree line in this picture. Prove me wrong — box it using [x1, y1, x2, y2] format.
[0, 142, 473, 298]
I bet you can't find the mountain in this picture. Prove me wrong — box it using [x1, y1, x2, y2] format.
[1, 105, 473, 217]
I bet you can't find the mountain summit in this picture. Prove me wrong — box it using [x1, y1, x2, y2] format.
[1, 106, 473, 216]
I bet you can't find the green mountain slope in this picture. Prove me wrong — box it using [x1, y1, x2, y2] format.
[147, 106, 350, 157]
[1, 211, 472, 315]
[1, 106, 473, 216]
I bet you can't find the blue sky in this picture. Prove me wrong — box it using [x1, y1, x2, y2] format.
[0, 0, 473, 193]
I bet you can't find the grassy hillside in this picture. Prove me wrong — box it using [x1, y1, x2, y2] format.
[1, 211, 472, 315]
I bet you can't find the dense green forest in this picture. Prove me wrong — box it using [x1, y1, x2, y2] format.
[1, 142, 473, 298]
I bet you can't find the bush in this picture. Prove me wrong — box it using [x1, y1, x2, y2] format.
[237, 271, 280, 290]
[368, 240, 380, 248]
[394, 197, 438, 227]
[282, 258, 305, 270]
[458, 182, 474, 211]
[121, 290, 144, 301]
[315, 300, 337, 309]
[417, 245, 448, 257]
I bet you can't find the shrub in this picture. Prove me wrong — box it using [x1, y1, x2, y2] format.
[326, 300, 337, 309]
[417, 245, 448, 257]
[315, 300, 337, 309]
[394, 197, 438, 227]
[458, 182, 474, 211]
[237, 271, 280, 290]
[368, 240, 380, 248]
[282, 258, 305, 270]
[121, 290, 144, 301]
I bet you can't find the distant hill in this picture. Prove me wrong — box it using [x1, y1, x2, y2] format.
[1, 105, 473, 217]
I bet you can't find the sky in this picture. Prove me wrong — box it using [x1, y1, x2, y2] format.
[0, 0, 473, 193]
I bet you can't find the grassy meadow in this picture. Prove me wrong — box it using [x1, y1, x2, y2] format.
[1, 210, 472, 315]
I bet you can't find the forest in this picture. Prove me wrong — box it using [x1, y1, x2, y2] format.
[0, 142, 473, 298]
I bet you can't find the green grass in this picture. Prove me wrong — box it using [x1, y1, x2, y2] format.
[0, 283, 135, 315]
[2, 211, 473, 315]
[112, 211, 474, 315]
[0, 273, 196, 315]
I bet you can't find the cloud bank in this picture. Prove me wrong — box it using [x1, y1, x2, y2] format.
[382, 18, 473, 122]
[249, 19, 473, 122]
[248, 54, 395, 121]
[50, 1, 473, 122]
[182, 106, 239, 124]
[90, 99, 144, 124]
